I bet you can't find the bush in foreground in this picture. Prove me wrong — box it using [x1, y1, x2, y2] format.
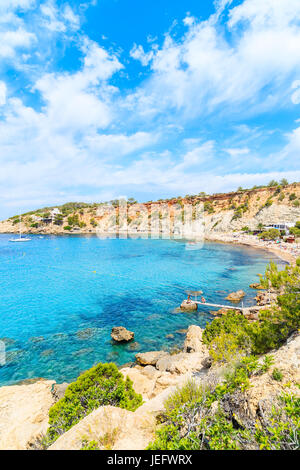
[148, 362, 300, 450]
[46, 362, 143, 446]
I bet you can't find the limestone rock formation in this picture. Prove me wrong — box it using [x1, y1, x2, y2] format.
[52, 382, 69, 402]
[48, 405, 156, 450]
[246, 332, 300, 415]
[0, 379, 55, 450]
[226, 290, 245, 302]
[180, 300, 198, 311]
[255, 291, 277, 306]
[135, 350, 168, 366]
[111, 326, 134, 342]
[183, 325, 207, 354]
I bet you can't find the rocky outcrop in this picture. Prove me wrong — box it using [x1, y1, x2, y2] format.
[52, 383, 69, 402]
[249, 283, 265, 290]
[135, 351, 168, 366]
[180, 300, 198, 311]
[48, 405, 156, 451]
[255, 291, 277, 306]
[246, 332, 300, 415]
[183, 325, 207, 354]
[0, 379, 55, 450]
[111, 327, 134, 342]
[226, 290, 245, 302]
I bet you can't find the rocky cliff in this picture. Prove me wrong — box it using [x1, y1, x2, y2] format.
[1, 182, 300, 236]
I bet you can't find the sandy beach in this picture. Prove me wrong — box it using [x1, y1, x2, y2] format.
[205, 232, 300, 265]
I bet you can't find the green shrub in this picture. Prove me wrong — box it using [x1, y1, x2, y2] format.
[272, 368, 283, 381]
[46, 362, 142, 446]
[254, 393, 300, 450]
[264, 198, 273, 207]
[81, 440, 100, 450]
[63, 225, 72, 231]
[258, 228, 280, 240]
[289, 193, 297, 201]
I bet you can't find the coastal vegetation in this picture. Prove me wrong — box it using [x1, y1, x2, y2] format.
[148, 372, 299, 450]
[148, 259, 300, 450]
[44, 362, 142, 447]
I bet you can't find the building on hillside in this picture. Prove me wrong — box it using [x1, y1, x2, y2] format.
[264, 223, 294, 234]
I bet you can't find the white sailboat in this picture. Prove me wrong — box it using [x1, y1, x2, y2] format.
[9, 214, 31, 242]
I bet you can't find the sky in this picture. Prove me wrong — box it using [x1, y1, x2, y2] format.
[1, 0, 300, 219]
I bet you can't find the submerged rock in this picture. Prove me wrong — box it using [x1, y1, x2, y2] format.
[72, 348, 94, 357]
[29, 336, 44, 344]
[0, 337, 15, 346]
[127, 341, 140, 351]
[76, 328, 97, 340]
[180, 300, 198, 311]
[225, 290, 245, 302]
[40, 349, 54, 357]
[111, 326, 134, 343]
[5, 349, 25, 364]
[175, 329, 188, 335]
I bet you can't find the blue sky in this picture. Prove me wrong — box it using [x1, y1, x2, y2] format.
[1, 0, 300, 219]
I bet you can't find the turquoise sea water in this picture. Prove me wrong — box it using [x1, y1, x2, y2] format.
[0, 234, 285, 386]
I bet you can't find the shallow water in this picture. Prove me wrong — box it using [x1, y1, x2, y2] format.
[0, 234, 285, 386]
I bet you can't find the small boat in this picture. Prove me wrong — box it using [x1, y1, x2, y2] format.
[9, 213, 31, 242]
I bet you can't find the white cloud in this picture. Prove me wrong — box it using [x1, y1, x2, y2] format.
[127, 0, 300, 122]
[130, 44, 154, 66]
[0, 27, 36, 58]
[0, 0, 35, 11]
[291, 80, 300, 105]
[225, 148, 250, 157]
[0, 82, 7, 106]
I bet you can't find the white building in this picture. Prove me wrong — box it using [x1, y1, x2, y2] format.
[264, 223, 294, 234]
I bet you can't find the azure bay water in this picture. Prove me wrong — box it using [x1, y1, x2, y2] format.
[0, 234, 285, 386]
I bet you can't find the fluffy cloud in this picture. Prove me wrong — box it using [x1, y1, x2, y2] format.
[0, 27, 36, 58]
[1, 0, 300, 218]
[128, 0, 300, 121]
[40, 0, 80, 33]
[0, 82, 7, 106]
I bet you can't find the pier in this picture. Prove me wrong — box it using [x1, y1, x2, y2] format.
[192, 301, 242, 310]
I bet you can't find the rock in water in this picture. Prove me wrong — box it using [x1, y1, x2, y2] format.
[249, 283, 265, 290]
[180, 300, 198, 311]
[225, 290, 245, 302]
[111, 326, 134, 343]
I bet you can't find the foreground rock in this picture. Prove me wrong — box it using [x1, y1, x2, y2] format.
[49, 405, 156, 450]
[180, 300, 198, 311]
[135, 351, 168, 366]
[247, 332, 300, 415]
[0, 379, 55, 450]
[225, 290, 245, 302]
[183, 325, 207, 354]
[111, 327, 134, 342]
[255, 291, 277, 306]
[211, 307, 242, 316]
